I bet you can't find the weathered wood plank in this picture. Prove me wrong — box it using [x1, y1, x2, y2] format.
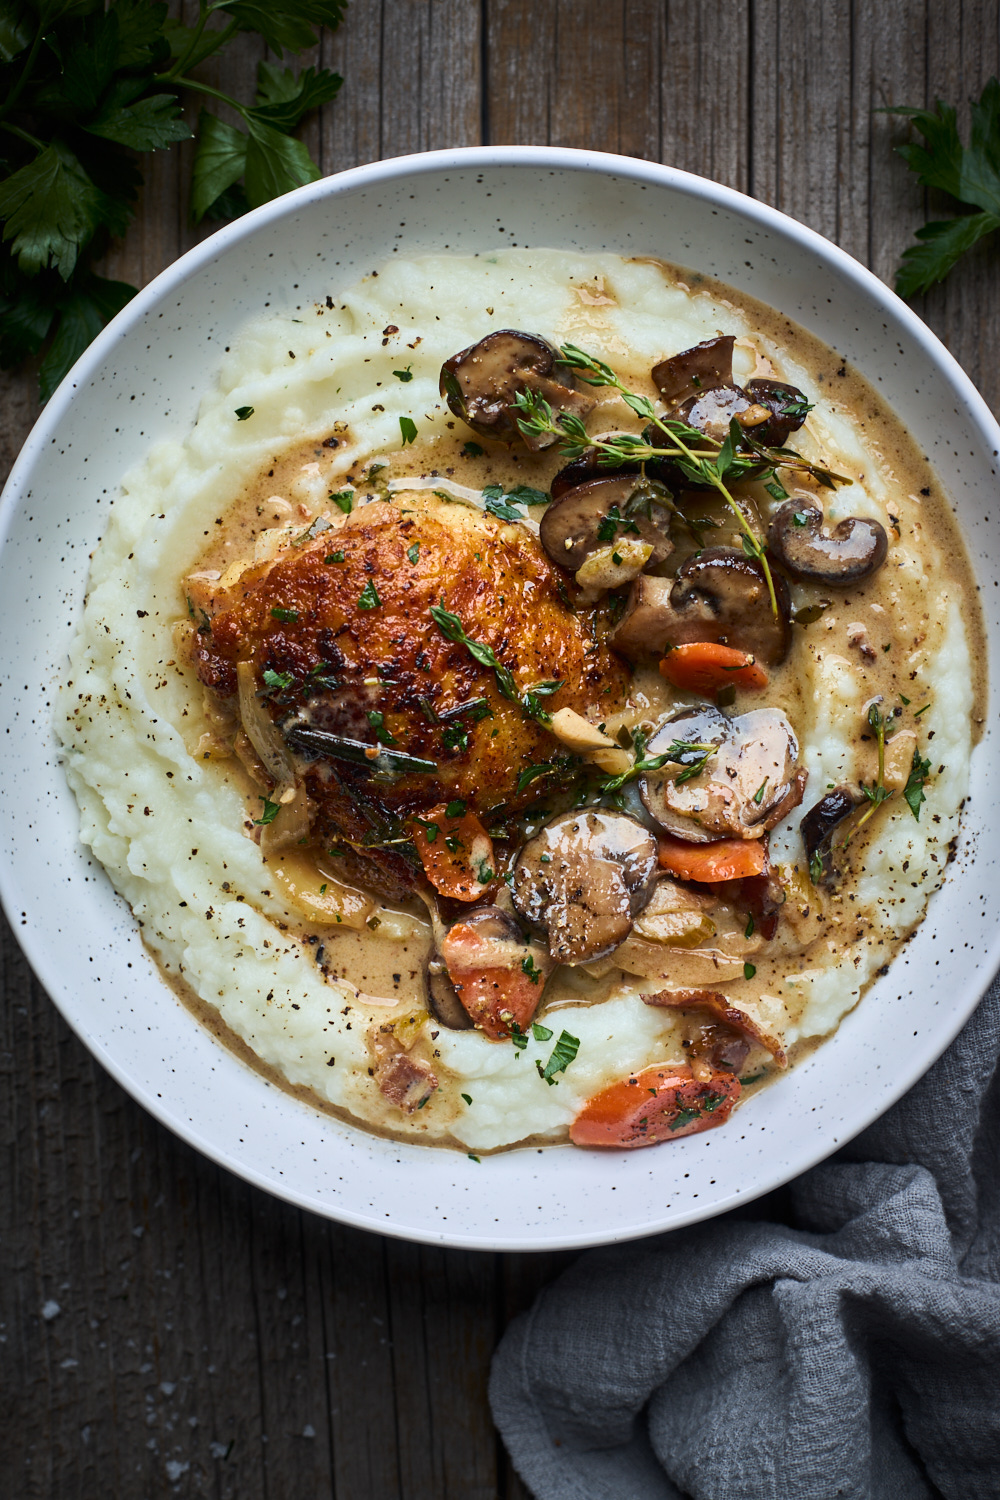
[3, 7, 1000, 1500]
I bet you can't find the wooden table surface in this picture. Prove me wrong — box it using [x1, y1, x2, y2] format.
[3, 3, 999, 1496]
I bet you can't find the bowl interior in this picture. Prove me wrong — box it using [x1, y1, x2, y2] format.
[2, 148, 998, 1250]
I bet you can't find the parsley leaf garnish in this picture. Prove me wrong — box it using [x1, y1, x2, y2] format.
[357, 580, 381, 610]
[0, 6, 347, 401]
[270, 606, 298, 623]
[536, 1029, 580, 1085]
[887, 78, 1000, 296]
[329, 489, 353, 514]
[393, 365, 413, 382]
[399, 416, 417, 446]
[903, 747, 932, 820]
[253, 796, 280, 825]
[235, 406, 255, 420]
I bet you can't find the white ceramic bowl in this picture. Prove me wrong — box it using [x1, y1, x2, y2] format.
[2, 146, 997, 1250]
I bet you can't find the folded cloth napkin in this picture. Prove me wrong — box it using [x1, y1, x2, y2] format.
[490, 978, 1000, 1500]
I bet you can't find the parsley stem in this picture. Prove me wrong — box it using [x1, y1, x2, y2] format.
[0, 22, 44, 125]
[154, 76, 245, 114]
[0, 121, 44, 151]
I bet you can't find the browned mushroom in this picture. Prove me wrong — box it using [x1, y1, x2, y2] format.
[800, 786, 861, 885]
[538, 475, 673, 571]
[439, 329, 595, 450]
[609, 547, 791, 664]
[652, 335, 736, 405]
[639, 705, 807, 843]
[511, 810, 659, 964]
[672, 385, 755, 444]
[743, 378, 811, 447]
[768, 501, 888, 585]
[426, 957, 475, 1030]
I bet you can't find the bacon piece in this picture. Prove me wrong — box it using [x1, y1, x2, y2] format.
[641, 986, 787, 1069]
[374, 1051, 438, 1113]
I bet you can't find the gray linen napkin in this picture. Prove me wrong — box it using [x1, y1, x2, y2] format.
[490, 978, 1000, 1500]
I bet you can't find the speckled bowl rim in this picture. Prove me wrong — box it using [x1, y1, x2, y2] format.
[1, 145, 998, 1251]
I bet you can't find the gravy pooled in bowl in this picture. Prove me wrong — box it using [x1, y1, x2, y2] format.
[59, 251, 985, 1153]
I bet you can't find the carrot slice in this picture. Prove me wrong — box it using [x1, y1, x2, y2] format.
[659, 642, 768, 696]
[410, 803, 496, 901]
[446, 962, 542, 1041]
[658, 833, 768, 883]
[570, 1063, 741, 1148]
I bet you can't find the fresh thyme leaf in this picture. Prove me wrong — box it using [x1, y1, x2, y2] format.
[903, 748, 932, 820]
[399, 415, 417, 446]
[357, 580, 381, 610]
[887, 79, 1000, 296]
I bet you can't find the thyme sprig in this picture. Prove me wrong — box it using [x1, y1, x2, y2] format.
[514, 351, 779, 616]
[429, 603, 561, 726]
[847, 704, 893, 843]
[599, 731, 718, 794]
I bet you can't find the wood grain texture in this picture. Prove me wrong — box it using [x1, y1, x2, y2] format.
[2, 4, 1000, 1497]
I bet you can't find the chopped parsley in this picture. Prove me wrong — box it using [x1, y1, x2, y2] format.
[270, 606, 298, 623]
[442, 725, 470, 751]
[462, 441, 485, 457]
[743, 962, 757, 980]
[461, 1093, 473, 1106]
[325, 551, 345, 564]
[254, 797, 280, 826]
[903, 748, 932, 820]
[744, 912, 755, 939]
[393, 365, 414, 382]
[467, 1153, 480, 1163]
[477, 860, 495, 883]
[444, 835, 463, 854]
[357, 580, 381, 610]
[399, 416, 418, 446]
[536, 1029, 580, 1085]
[413, 818, 439, 842]
[235, 406, 254, 421]
[531, 1022, 553, 1042]
[445, 800, 467, 817]
[262, 668, 294, 692]
[407, 542, 420, 564]
[509, 1021, 529, 1054]
[521, 954, 543, 985]
[329, 489, 354, 514]
[367, 710, 397, 744]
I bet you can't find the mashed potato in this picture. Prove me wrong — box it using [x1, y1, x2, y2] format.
[58, 251, 983, 1151]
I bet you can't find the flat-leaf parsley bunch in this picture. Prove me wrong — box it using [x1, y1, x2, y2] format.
[0, 0, 346, 401]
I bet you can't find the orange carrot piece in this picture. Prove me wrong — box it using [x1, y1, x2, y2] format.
[570, 1064, 741, 1148]
[659, 642, 768, 696]
[410, 803, 496, 901]
[446, 961, 542, 1041]
[657, 833, 768, 883]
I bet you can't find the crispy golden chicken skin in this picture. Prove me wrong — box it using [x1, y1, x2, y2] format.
[192, 494, 629, 896]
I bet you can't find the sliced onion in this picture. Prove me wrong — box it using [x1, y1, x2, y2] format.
[260, 783, 310, 856]
[236, 660, 295, 791]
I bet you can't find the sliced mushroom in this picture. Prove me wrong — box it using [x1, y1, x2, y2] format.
[426, 958, 475, 1029]
[439, 329, 595, 450]
[640, 705, 806, 843]
[609, 547, 791, 665]
[672, 384, 754, 444]
[511, 809, 659, 964]
[743, 378, 811, 447]
[768, 501, 888, 585]
[652, 335, 735, 405]
[539, 475, 673, 571]
[800, 787, 860, 886]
